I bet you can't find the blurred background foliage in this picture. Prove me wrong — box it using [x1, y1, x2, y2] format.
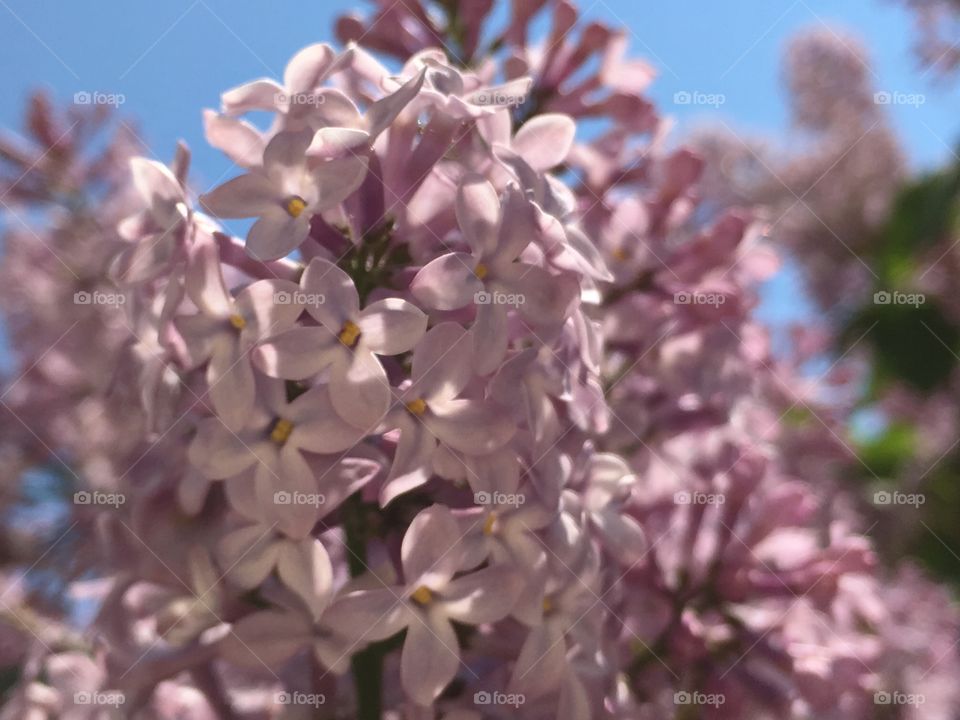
[846, 165, 960, 586]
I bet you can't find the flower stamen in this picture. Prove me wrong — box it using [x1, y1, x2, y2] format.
[338, 320, 361, 348]
[405, 398, 428, 416]
[474, 262, 489, 280]
[229, 313, 247, 330]
[410, 585, 433, 606]
[482, 512, 498, 536]
[270, 418, 294, 445]
[285, 196, 307, 218]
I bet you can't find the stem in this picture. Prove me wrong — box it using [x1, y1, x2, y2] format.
[343, 493, 383, 720]
[214, 232, 300, 281]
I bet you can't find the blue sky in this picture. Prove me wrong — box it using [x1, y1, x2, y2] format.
[0, 0, 955, 341]
[0, 0, 954, 180]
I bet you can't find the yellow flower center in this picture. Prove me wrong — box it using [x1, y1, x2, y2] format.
[229, 313, 247, 330]
[482, 512, 498, 536]
[285, 196, 307, 218]
[542, 596, 554, 614]
[410, 585, 433, 606]
[338, 320, 361, 348]
[270, 418, 294, 445]
[405, 398, 428, 416]
[474, 262, 489, 280]
[611, 247, 630, 262]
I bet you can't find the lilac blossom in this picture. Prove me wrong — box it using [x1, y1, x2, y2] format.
[112, 156, 189, 284]
[0, 4, 956, 720]
[378, 322, 515, 505]
[254, 256, 427, 429]
[188, 378, 364, 537]
[199, 129, 368, 260]
[174, 241, 301, 431]
[412, 175, 579, 373]
[220, 42, 338, 123]
[330, 505, 522, 705]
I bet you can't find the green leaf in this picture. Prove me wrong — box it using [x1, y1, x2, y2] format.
[857, 422, 915, 478]
[874, 166, 960, 285]
[845, 299, 959, 395]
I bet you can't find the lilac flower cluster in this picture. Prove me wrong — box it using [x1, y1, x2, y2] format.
[898, 0, 960, 75]
[0, 2, 957, 719]
[691, 29, 904, 313]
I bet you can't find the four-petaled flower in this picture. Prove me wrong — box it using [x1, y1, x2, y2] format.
[412, 175, 579, 374]
[188, 378, 364, 537]
[254, 257, 427, 430]
[379, 322, 516, 505]
[200, 129, 368, 260]
[328, 505, 522, 705]
[175, 241, 301, 431]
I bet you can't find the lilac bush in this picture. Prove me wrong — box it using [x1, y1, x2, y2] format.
[691, 25, 960, 581]
[0, 2, 957, 719]
[899, 0, 960, 75]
